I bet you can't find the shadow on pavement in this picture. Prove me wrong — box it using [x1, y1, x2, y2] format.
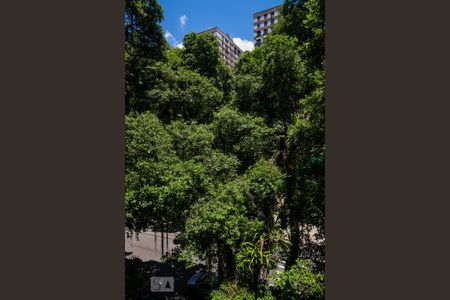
[126, 252, 205, 300]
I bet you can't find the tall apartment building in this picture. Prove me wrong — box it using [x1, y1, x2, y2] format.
[199, 27, 243, 68]
[253, 5, 282, 48]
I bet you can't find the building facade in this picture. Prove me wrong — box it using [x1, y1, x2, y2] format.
[253, 5, 282, 48]
[199, 27, 243, 68]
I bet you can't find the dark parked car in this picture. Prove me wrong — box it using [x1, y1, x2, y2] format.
[186, 271, 219, 299]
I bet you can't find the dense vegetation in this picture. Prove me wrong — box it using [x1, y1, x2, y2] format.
[125, 0, 325, 299]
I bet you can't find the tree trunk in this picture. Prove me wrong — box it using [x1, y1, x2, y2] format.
[224, 244, 235, 278]
[154, 227, 157, 250]
[161, 222, 164, 256]
[207, 250, 213, 277]
[251, 266, 260, 294]
[287, 221, 300, 269]
[166, 224, 169, 252]
[217, 243, 225, 281]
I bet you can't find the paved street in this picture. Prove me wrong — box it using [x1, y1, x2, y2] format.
[125, 230, 203, 299]
[125, 230, 177, 261]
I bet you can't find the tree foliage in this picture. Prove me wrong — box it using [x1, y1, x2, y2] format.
[165, 121, 214, 161]
[125, 0, 168, 113]
[183, 160, 284, 282]
[271, 259, 325, 300]
[145, 64, 224, 123]
[234, 35, 308, 124]
[212, 107, 276, 170]
[125, 0, 325, 298]
[275, 0, 325, 70]
[125, 112, 240, 232]
[182, 32, 222, 78]
[286, 70, 325, 234]
[211, 281, 276, 300]
[125, 112, 175, 231]
[182, 32, 234, 102]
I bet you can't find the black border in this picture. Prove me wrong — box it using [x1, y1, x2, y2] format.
[326, 0, 450, 298]
[1, 1, 124, 299]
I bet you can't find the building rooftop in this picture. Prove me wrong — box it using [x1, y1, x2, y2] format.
[253, 5, 282, 17]
[198, 27, 243, 53]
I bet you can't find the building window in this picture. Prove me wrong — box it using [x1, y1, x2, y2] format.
[271, 12, 275, 17]
[257, 30, 261, 36]
[271, 20, 275, 25]
[264, 21, 268, 26]
[264, 28, 268, 34]
[257, 16, 260, 21]
[264, 14, 267, 19]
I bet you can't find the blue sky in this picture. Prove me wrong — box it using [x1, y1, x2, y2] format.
[159, 0, 282, 51]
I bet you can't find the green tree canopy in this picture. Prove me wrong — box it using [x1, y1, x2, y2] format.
[124, 1, 326, 297]
[212, 107, 276, 171]
[184, 178, 263, 279]
[142, 63, 224, 123]
[234, 34, 309, 125]
[241, 160, 285, 228]
[275, 0, 325, 70]
[125, 112, 241, 232]
[125, 0, 169, 113]
[165, 121, 214, 161]
[182, 32, 234, 101]
[125, 112, 176, 231]
[272, 258, 325, 300]
[182, 32, 222, 78]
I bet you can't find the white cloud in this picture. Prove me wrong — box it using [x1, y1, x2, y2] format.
[179, 14, 188, 28]
[165, 31, 183, 48]
[164, 31, 175, 42]
[233, 38, 254, 52]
